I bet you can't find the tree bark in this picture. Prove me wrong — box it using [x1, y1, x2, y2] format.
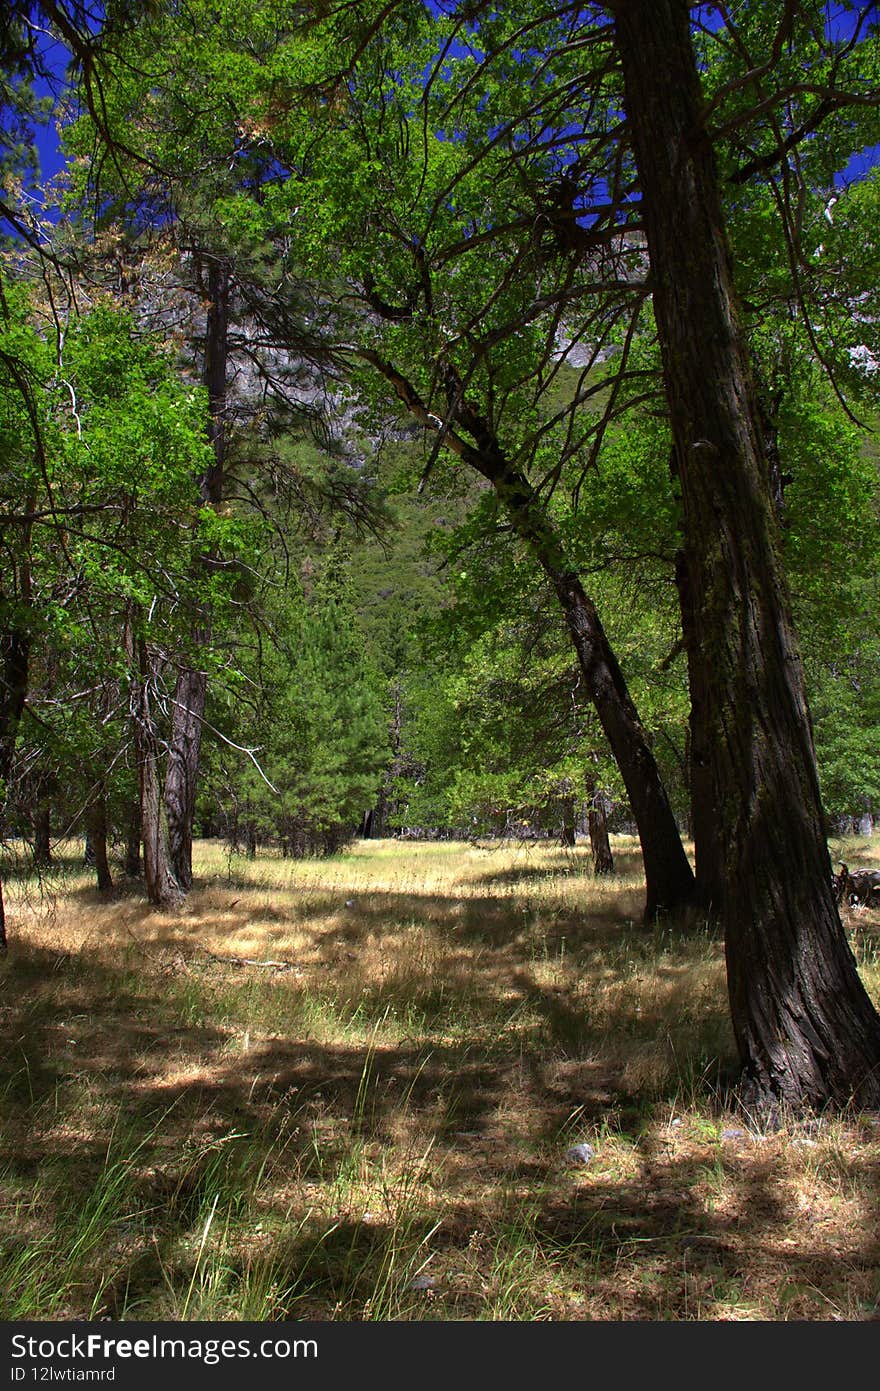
[614, 0, 880, 1110]
[674, 547, 723, 913]
[87, 796, 113, 892]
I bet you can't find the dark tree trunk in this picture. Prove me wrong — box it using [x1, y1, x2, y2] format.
[446, 421, 694, 917]
[0, 625, 30, 934]
[615, 0, 880, 1110]
[124, 799, 141, 877]
[33, 805, 51, 867]
[550, 567, 694, 915]
[0, 626, 29, 787]
[586, 777, 614, 876]
[87, 797, 113, 892]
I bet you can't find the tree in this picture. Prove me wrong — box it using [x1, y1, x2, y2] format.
[611, 0, 880, 1110]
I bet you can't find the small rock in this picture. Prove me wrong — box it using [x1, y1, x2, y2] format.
[345, 899, 356, 908]
[721, 1128, 746, 1141]
[564, 1142, 595, 1167]
[670, 1118, 683, 1128]
[408, 1274, 436, 1291]
[792, 1137, 818, 1148]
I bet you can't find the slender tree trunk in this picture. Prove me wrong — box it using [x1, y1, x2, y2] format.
[33, 806, 51, 867]
[134, 638, 184, 909]
[124, 798, 141, 877]
[0, 624, 30, 951]
[560, 787, 577, 847]
[163, 259, 229, 891]
[615, 0, 880, 1110]
[87, 796, 113, 892]
[165, 665, 207, 891]
[586, 775, 614, 875]
[549, 565, 694, 915]
[369, 351, 695, 917]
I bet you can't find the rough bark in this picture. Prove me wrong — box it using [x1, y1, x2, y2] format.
[615, 0, 880, 1110]
[674, 547, 723, 913]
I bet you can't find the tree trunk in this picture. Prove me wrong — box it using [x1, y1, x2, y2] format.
[134, 638, 184, 909]
[451, 426, 694, 917]
[164, 665, 207, 891]
[560, 791, 577, 847]
[124, 798, 141, 877]
[0, 625, 29, 935]
[162, 259, 229, 892]
[615, 0, 880, 1110]
[87, 796, 113, 892]
[33, 805, 51, 867]
[586, 776, 614, 875]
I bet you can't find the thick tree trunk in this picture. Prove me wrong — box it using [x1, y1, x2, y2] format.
[615, 0, 880, 1110]
[87, 796, 113, 892]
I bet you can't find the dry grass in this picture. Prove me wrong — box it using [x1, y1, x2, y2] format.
[1, 834, 879, 1321]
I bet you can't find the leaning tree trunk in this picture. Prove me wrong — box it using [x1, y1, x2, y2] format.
[615, 0, 880, 1110]
[365, 350, 695, 918]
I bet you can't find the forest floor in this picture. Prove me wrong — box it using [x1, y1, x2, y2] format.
[1, 835, 879, 1321]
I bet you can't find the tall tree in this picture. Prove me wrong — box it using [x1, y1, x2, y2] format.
[611, 0, 880, 1110]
